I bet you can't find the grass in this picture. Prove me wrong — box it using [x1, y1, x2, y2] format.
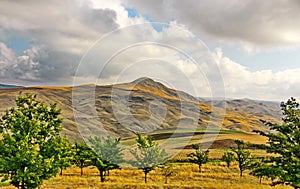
[0, 163, 291, 189]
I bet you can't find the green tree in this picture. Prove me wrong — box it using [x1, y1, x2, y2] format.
[230, 140, 251, 177]
[89, 136, 124, 182]
[222, 151, 235, 168]
[72, 142, 94, 176]
[249, 157, 276, 184]
[56, 135, 74, 176]
[0, 93, 67, 189]
[159, 163, 177, 184]
[187, 144, 209, 172]
[254, 97, 300, 188]
[129, 133, 169, 183]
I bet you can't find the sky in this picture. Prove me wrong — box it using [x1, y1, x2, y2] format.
[0, 0, 300, 101]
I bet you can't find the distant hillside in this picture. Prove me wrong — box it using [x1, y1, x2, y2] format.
[0, 84, 23, 89]
[0, 78, 281, 142]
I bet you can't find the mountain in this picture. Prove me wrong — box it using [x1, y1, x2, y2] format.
[0, 84, 23, 89]
[0, 78, 281, 142]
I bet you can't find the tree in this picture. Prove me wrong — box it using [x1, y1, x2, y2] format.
[72, 142, 94, 176]
[0, 93, 68, 189]
[187, 144, 209, 172]
[89, 136, 124, 182]
[129, 133, 169, 183]
[249, 157, 276, 184]
[254, 97, 300, 188]
[159, 163, 177, 184]
[222, 151, 235, 168]
[56, 135, 74, 176]
[230, 140, 251, 177]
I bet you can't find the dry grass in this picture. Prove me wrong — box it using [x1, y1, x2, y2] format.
[0, 163, 291, 189]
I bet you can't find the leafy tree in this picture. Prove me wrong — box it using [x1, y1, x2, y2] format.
[129, 133, 169, 183]
[187, 144, 209, 172]
[89, 136, 124, 182]
[56, 135, 74, 176]
[222, 151, 235, 168]
[254, 97, 300, 188]
[72, 142, 94, 176]
[249, 157, 276, 184]
[159, 163, 177, 184]
[230, 140, 251, 177]
[0, 93, 68, 189]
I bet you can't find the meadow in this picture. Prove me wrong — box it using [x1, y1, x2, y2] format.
[1, 162, 291, 189]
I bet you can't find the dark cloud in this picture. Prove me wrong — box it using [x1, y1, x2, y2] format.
[0, 0, 118, 83]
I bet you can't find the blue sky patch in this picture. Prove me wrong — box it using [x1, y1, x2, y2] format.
[126, 8, 138, 18]
[6, 38, 30, 55]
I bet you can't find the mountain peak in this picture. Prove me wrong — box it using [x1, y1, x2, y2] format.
[131, 77, 164, 88]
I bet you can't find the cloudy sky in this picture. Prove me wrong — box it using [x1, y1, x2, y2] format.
[0, 0, 300, 101]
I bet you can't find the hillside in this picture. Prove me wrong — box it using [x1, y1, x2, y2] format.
[0, 78, 281, 142]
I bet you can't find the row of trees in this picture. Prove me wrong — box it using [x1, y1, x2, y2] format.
[0, 94, 299, 188]
[0, 93, 170, 188]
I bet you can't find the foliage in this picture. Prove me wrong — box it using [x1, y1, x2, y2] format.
[129, 133, 169, 183]
[0, 93, 68, 189]
[56, 135, 74, 175]
[72, 142, 94, 176]
[222, 151, 235, 168]
[159, 163, 177, 184]
[249, 157, 277, 184]
[89, 136, 124, 182]
[230, 140, 251, 177]
[254, 97, 300, 188]
[187, 144, 209, 172]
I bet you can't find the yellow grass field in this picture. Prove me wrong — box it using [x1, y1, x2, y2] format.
[0, 163, 291, 189]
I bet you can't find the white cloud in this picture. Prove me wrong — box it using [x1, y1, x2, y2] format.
[122, 0, 300, 50]
[211, 48, 300, 101]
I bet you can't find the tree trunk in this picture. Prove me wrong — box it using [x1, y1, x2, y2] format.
[165, 176, 168, 184]
[60, 168, 63, 176]
[259, 176, 262, 184]
[80, 166, 83, 176]
[144, 172, 147, 183]
[199, 165, 202, 172]
[240, 169, 243, 177]
[100, 170, 105, 182]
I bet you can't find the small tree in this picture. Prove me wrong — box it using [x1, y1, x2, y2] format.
[0, 93, 67, 189]
[249, 157, 276, 184]
[89, 136, 124, 182]
[222, 151, 235, 168]
[230, 140, 251, 177]
[254, 97, 300, 188]
[72, 142, 94, 176]
[187, 144, 209, 172]
[56, 135, 74, 176]
[159, 163, 176, 184]
[129, 133, 169, 183]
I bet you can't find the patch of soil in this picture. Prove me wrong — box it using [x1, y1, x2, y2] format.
[182, 139, 258, 149]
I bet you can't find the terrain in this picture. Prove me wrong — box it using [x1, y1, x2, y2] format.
[0, 77, 281, 144]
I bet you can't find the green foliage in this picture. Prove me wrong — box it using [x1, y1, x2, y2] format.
[56, 135, 74, 175]
[159, 163, 177, 184]
[72, 142, 94, 176]
[89, 136, 124, 182]
[222, 151, 235, 168]
[187, 144, 209, 172]
[129, 133, 169, 183]
[0, 93, 68, 189]
[249, 157, 277, 184]
[254, 97, 300, 188]
[230, 140, 251, 177]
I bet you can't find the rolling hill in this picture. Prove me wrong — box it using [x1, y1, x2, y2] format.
[0, 78, 281, 142]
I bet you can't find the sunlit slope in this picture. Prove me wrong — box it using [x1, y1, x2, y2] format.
[0, 78, 281, 142]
